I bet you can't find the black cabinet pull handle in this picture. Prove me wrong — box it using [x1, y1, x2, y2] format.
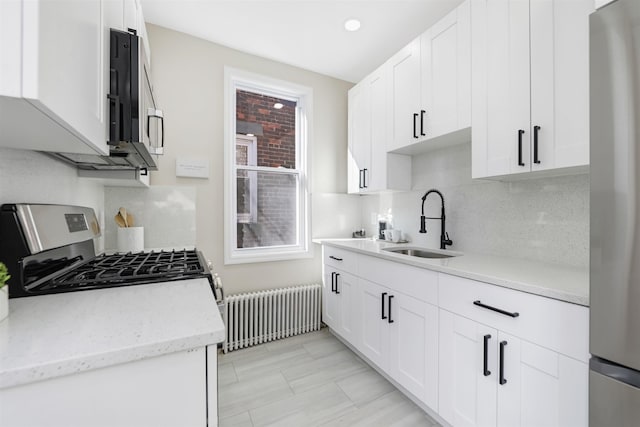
[388, 295, 394, 323]
[533, 125, 541, 164]
[331, 272, 336, 293]
[517, 129, 525, 166]
[381, 292, 387, 320]
[420, 110, 426, 136]
[413, 113, 419, 138]
[473, 300, 519, 318]
[483, 334, 492, 376]
[329, 256, 343, 261]
[499, 340, 508, 385]
[363, 168, 368, 188]
[335, 273, 340, 294]
[358, 169, 363, 189]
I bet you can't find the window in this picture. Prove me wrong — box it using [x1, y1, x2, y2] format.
[224, 68, 312, 264]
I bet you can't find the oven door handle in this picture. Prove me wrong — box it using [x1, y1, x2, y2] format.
[147, 108, 165, 155]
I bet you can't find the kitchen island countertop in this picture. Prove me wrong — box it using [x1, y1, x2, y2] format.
[0, 278, 224, 389]
[315, 238, 589, 306]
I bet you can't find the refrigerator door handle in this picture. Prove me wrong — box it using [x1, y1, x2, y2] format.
[591, 357, 640, 389]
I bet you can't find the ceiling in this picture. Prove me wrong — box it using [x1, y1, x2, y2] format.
[140, 0, 465, 83]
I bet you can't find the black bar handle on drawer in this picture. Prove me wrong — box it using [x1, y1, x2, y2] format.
[335, 273, 340, 294]
[388, 295, 395, 323]
[499, 340, 508, 385]
[413, 113, 419, 138]
[381, 292, 387, 320]
[518, 129, 525, 166]
[420, 110, 426, 136]
[331, 272, 336, 293]
[329, 256, 343, 261]
[473, 300, 519, 318]
[483, 334, 492, 377]
[533, 125, 541, 164]
[362, 169, 368, 188]
[359, 170, 363, 189]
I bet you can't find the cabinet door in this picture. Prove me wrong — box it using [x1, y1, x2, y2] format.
[322, 269, 339, 329]
[439, 309, 497, 427]
[358, 279, 391, 371]
[471, 0, 531, 178]
[421, 1, 470, 139]
[22, 0, 109, 155]
[368, 66, 388, 192]
[388, 38, 421, 151]
[347, 82, 370, 193]
[497, 335, 588, 427]
[334, 270, 359, 343]
[0, 347, 207, 427]
[389, 292, 439, 409]
[530, 0, 592, 172]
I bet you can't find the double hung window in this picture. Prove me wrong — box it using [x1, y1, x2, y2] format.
[224, 68, 312, 264]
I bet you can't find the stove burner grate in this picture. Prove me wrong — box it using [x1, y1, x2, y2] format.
[37, 249, 206, 291]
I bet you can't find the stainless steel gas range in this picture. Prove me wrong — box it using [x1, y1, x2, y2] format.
[0, 203, 223, 305]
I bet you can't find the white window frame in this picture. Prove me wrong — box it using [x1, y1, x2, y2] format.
[235, 134, 257, 224]
[224, 67, 312, 265]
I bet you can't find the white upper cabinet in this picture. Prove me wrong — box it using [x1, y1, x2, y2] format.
[347, 81, 371, 193]
[472, 0, 593, 179]
[420, 0, 471, 141]
[388, 38, 422, 151]
[347, 67, 411, 194]
[0, 0, 115, 156]
[388, 0, 471, 154]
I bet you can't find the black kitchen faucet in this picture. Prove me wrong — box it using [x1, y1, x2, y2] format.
[419, 189, 453, 250]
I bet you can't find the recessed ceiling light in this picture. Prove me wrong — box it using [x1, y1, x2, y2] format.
[273, 103, 284, 109]
[246, 133, 254, 137]
[344, 18, 361, 32]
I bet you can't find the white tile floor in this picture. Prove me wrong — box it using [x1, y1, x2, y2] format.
[218, 328, 441, 427]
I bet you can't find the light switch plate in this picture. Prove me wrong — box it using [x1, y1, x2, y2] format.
[176, 157, 209, 179]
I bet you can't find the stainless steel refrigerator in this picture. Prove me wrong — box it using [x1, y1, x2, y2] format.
[590, 0, 640, 425]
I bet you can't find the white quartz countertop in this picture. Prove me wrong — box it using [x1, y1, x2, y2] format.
[315, 238, 589, 306]
[0, 278, 225, 389]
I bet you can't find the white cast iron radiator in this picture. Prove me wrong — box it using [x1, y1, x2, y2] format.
[223, 284, 322, 353]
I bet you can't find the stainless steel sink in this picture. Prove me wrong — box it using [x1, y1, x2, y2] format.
[382, 247, 461, 259]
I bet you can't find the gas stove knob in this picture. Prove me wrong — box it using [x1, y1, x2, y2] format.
[206, 259, 214, 270]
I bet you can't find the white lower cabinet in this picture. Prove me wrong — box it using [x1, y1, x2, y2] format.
[439, 309, 588, 427]
[359, 279, 390, 369]
[0, 346, 217, 427]
[438, 310, 497, 427]
[389, 290, 439, 409]
[358, 277, 438, 409]
[321, 245, 588, 427]
[323, 267, 359, 343]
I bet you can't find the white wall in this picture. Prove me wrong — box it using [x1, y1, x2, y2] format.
[0, 148, 105, 252]
[360, 143, 589, 267]
[146, 24, 357, 295]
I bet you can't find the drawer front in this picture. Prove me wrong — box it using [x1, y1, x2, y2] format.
[323, 246, 358, 273]
[358, 254, 438, 305]
[439, 273, 588, 362]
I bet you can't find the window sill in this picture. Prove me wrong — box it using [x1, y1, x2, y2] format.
[224, 246, 313, 265]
